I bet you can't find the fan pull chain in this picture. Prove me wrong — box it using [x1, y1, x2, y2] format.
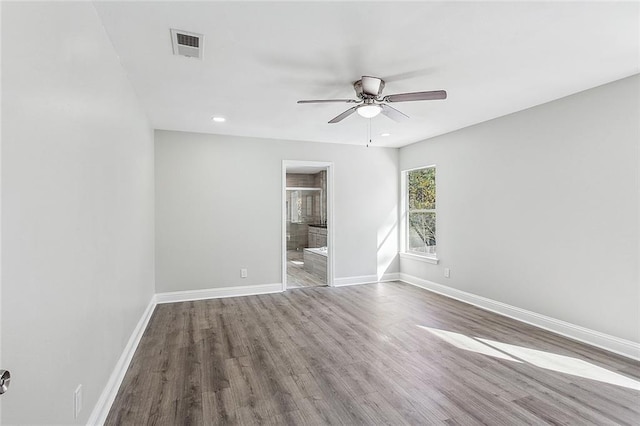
[366, 118, 372, 147]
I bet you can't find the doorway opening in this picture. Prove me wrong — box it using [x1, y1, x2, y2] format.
[282, 161, 333, 290]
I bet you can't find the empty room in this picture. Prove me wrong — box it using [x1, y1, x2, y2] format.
[1, 1, 639, 425]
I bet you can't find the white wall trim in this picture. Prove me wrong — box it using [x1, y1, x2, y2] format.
[155, 283, 282, 304]
[382, 272, 401, 282]
[87, 296, 157, 426]
[399, 273, 640, 361]
[334, 275, 377, 286]
[282, 160, 335, 290]
[334, 273, 400, 287]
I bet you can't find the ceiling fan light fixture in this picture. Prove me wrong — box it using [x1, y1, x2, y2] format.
[357, 104, 382, 118]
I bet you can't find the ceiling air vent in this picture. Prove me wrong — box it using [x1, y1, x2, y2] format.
[170, 29, 203, 59]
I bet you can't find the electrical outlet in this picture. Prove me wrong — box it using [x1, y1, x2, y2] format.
[444, 268, 451, 278]
[240, 268, 248, 278]
[74, 384, 82, 419]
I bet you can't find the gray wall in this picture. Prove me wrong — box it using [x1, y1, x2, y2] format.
[1, 3, 155, 424]
[399, 75, 639, 343]
[155, 131, 399, 292]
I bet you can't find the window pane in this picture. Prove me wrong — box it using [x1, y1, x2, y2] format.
[408, 168, 435, 210]
[408, 211, 436, 254]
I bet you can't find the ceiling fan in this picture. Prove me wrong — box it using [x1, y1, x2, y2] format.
[297, 76, 447, 123]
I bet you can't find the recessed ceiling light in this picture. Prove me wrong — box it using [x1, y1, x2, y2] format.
[380, 133, 391, 137]
[212, 116, 226, 123]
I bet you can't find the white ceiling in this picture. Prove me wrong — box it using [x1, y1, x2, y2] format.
[93, 1, 639, 148]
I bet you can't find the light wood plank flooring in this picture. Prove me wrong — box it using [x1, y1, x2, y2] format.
[106, 282, 640, 425]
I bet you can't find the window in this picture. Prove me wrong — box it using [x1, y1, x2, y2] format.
[406, 166, 436, 257]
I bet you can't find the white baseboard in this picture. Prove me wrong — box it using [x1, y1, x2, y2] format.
[399, 273, 640, 361]
[381, 272, 401, 282]
[155, 283, 282, 304]
[333, 272, 400, 287]
[334, 275, 377, 287]
[87, 296, 157, 425]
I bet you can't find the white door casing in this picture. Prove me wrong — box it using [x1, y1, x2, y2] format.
[282, 161, 334, 290]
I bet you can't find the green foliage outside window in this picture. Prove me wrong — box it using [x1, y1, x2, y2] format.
[408, 167, 436, 253]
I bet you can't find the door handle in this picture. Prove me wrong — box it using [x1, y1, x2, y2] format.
[0, 369, 10, 394]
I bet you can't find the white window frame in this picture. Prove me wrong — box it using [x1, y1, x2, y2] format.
[400, 165, 439, 264]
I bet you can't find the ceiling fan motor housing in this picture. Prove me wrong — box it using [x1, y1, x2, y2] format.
[354, 77, 385, 99]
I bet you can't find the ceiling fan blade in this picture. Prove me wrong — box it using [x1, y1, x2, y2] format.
[361, 76, 384, 96]
[383, 90, 447, 103]
[297, 99, 357, 104]
[328, 106, 358, 123]
[380, 104, 409, 122]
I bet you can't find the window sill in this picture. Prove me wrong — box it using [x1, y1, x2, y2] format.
[400, 252, 439, 265]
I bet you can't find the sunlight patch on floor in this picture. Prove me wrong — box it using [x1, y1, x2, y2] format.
[418, 325, 640, 391]
[477, 338, 640, 391]
[417, 325, 521, 362]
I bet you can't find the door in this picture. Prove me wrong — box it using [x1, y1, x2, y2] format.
[0, 109, 3, 423]
[0, 262, 2, 423]
[1, 106, 3, 423]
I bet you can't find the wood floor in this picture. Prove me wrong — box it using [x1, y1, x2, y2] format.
[106, 282, 640, 425]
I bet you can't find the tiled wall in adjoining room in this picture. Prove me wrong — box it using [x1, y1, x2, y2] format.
[286, 173, 316, 187]
[286, 171, 327, 250]
[287, 222, 308, 250]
